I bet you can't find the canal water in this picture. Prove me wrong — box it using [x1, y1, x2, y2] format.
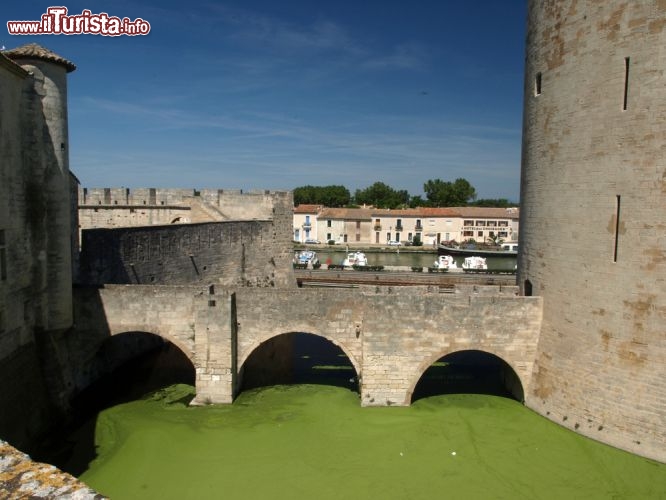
[36, 338, 665, 499]
[313, 249, 517, 271]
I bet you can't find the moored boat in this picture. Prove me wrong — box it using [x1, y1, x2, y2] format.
[294, 250, 320, 268]
[438, 244, 517, 257]
[433, 255, 457, 270]
[462, 256, 488, 271]
[342, 251, 368, 267]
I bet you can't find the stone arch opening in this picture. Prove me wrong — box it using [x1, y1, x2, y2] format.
[76, 331, 196, 410]
[410, 350, 524, 404]
[239, 332, 359, 395]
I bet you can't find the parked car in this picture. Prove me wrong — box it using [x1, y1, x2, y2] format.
[304, 238, 321, 244]
[387, 240, 402, 246]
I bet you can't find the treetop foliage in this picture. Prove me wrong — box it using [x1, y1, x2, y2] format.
[293, 179, 516, 208]
[293, 185, 351, 207]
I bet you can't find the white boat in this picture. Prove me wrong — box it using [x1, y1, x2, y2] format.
[294, 250, 320, 268]
[433, 255, 458, 270]
[342, 251, 368, 267]
[462, 256, 487, 271]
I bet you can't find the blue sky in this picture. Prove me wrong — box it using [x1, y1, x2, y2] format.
[4, 1, 527, 201]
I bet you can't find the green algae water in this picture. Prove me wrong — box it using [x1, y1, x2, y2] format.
[76, 384, 665, 500]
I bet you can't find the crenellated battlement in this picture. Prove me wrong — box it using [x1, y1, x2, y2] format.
[79, 186, 291, 208]
[77, 186, 293, 232]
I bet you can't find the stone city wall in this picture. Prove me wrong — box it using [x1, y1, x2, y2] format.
[78, 187, 292, 230]
[79, 220, 295, 288]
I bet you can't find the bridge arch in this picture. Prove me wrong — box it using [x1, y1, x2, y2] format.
[238, 329, 361, 377]
[408, 349, 525, 404]
[105, 325, 195, 365]
[238, 330, 361, 393]
[80, 331, 196, 405]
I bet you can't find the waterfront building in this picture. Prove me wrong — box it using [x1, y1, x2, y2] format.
[299, 206, 520, 247]
[293, 204, 323, 243]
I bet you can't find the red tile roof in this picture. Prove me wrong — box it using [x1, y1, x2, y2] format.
[294, 204, 323, 214]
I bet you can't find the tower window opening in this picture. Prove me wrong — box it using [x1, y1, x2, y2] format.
[613, 195, 621, 262]
[0, 229, 6, 281]
[534, 72, 542, 96]
[623, 57, 630, 111]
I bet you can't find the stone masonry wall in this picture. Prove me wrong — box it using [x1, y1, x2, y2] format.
[0, 51, 75, 448]
[78, 187, 291, 232]
[519, 0, 666, 462]
[78, 190, 295, 288]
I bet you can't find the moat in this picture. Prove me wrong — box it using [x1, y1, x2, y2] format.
[33, 337, 665, 499]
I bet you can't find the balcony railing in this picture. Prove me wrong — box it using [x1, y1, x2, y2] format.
[302, 222, 312, 228]
[373, 225, 382, 231]
[395, 225, 403, 232]
[415, 224, 423, 231]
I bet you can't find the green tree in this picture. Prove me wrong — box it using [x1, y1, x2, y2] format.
[408, 195, 428, 208]
[293, 185, 350, 207]
[423, 178, 477, 206]
[353, 182, 410, 209]
[470, 198, 514, 208]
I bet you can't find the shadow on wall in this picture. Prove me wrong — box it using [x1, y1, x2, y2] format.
[411, 350, 524, 404]
[31, 330, 195, 477]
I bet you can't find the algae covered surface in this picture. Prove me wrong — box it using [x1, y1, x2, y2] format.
[80, 384, 665, 499]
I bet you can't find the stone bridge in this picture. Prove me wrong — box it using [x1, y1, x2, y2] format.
[71, 284, 542, 407]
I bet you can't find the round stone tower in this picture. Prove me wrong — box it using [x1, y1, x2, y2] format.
[519, 1, 665, 461]
[5, 44, 76, 332]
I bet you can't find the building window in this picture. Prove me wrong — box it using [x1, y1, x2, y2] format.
[477, 231, 483, 238]
[327, 233, 331, 241]
[408, 233, 413, 241]
[356, 221, 361, 229]
[327, 220, 332, 227]
[0, 230, 6, 281]
[386, 233, 391, 242]
[464, 220, 473, 226]
[535, 72, 542, 96]
[476, 220, 486, 226]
